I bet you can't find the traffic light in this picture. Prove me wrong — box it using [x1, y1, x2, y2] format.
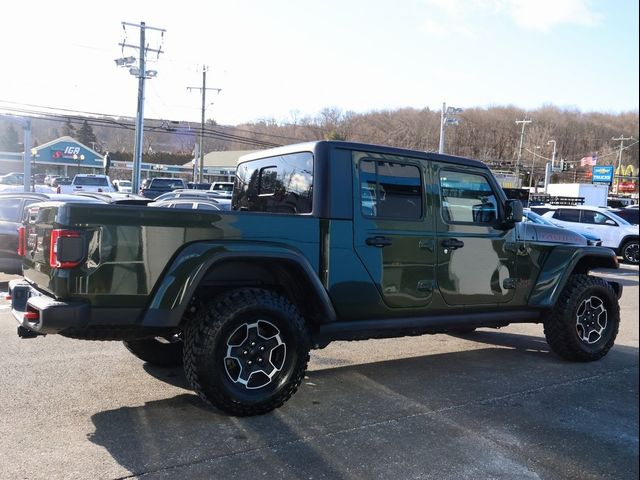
[561, 159, 570, 172]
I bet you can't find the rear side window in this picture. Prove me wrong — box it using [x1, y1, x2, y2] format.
[440, 170, 498, 224]
[234, 152, 313, 214]
[150, 178, 183, 188]
[74, 176, 109, 186]
[553, 209, 580, 222]
[0, 198, 22, 221]
[359, 159, 422, 219]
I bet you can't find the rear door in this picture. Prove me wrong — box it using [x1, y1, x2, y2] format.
[434, 165, 516, 306]
[578, 209, 622, 249]
[352, 152, 436, 309]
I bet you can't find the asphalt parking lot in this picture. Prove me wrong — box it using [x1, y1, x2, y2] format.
[0, 266, 638, 480]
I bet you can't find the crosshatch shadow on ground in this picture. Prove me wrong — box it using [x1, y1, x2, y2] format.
[89, 331, 639, 480]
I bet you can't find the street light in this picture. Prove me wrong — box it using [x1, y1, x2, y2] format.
[439, 102, 463, 154]
[547, 139, 557, 170]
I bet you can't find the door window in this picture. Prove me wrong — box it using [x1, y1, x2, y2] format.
[439, 171, 498, 224]
[553, 209, 580, 222]
[581, 210, 616, 225]
[359, 159, 422, 219]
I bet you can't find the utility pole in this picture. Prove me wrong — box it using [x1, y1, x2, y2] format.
[116, 21, 165, 193]
[515, 119, 532, 186]
[612, 135, 634, 194]
[188, 66, 221, 183]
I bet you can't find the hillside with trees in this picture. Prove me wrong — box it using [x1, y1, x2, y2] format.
[1, 105, 638, 183]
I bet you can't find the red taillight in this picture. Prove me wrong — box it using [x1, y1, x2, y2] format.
[49, 229, 82, 269]
[23, 310, 39, 321]
[17, 226, 26, 256]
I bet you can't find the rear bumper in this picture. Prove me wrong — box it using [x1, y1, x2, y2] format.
[9, 279, 89, 334]
[8, 279, 144, 336]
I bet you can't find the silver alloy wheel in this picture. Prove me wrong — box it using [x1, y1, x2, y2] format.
[224, 320, 286, 389]
[575, 296, 608, 344]
[623, 241, 639, 264]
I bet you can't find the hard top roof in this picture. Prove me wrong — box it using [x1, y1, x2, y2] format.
[238, 140, 487, 169]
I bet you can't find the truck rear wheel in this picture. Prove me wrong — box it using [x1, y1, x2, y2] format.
[123, 336, 183, 366]
[544, 275, 619, 362]
[183, 288, 310, 416]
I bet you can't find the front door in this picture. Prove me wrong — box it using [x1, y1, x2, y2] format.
[353, 153, 436, 309]
[434, 165, 516, 306]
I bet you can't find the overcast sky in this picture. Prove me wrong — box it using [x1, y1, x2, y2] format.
[0, 0, 637, 126]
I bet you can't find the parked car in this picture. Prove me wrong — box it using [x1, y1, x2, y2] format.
[73, 192, 153, 206]
[209, 181, 234, 199]
[113, 179, 133, 193]
[32, 173, 47, 184]
[522, 208, 602, 246]
[140, 177, 188, 199]
[8, 140, 624, 417]
[187, 182, 212, 190]
[541, 206, 639, 264]
[0, 192, 105, 274]
[58, 174, 116, 194]
[51, 177, 72, 188]
[147, 198, 222, 210]
[153, 189, 231, 210]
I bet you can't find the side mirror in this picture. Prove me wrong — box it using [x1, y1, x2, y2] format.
[604, 219, 617, 226]
[504, 199, 523, 225]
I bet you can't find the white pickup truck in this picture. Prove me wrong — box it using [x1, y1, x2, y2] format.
[58, 174, 116, 194]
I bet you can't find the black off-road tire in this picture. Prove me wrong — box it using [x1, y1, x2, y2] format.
[620, 239, 639, 265]
[183, 288, 310, 416]
[123, 337, 183, 366]
[544, 274, 619, 362]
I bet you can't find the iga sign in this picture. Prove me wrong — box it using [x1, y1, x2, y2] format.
[52, 146, 85, 160]
[592, 165, 614, 185]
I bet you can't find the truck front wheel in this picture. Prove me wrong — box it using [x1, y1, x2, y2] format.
[544, 275, 619, 362]
[183, 288, 310, 416]
[123, 336, 183, 366]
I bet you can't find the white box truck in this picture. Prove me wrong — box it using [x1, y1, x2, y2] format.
[546, 183, 609, 207]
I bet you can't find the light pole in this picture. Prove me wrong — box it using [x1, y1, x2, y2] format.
[547, 139, 557, 169]
[528, 146, 541, 190]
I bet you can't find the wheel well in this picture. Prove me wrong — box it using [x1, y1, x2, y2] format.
[571, 254, 618, 275]
[190, 258, 330, 328]
[619, 236, 639, 250]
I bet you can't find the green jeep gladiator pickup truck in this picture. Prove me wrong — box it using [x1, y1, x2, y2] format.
[9, 141, 622, 416]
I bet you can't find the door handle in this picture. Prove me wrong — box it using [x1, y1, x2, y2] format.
[441, 238, 464, 250]
[366, 236, 393, 248]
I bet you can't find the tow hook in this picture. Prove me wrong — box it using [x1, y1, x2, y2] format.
[17, 326, 43, 339]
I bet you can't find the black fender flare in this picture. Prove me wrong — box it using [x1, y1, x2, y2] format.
[528, 246, 620, 308]
[141, 241, 337, 328]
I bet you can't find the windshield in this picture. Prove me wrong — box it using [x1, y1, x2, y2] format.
[212, 183, 233, 192]
[524, 210, 556, 226]
[606, 210, 632, 226]
[151, 178, 183, 188]
[118, 180, 131, 187]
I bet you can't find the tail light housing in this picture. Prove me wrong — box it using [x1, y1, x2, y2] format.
[49, 229, 83, 269]
[56, 186, 61, 193]
[17, 226, 27, 256]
